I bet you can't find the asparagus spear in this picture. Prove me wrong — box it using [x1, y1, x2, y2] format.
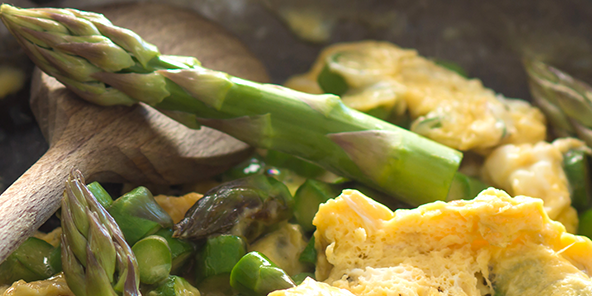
[174, 175, 293, 242]
[524, 59, 592, 147]
[0, 4, 462, 205]
[61, 170, 140, 296]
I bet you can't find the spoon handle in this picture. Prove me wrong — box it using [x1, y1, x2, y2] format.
[0, 144, 84, 262]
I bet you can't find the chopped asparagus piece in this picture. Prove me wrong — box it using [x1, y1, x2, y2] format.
[434, 59, 468, 77]
[0, 4, 463, 206]
[148, 275, 200, 296]
[49, 243, 62, 274]
[154, 229, 196, 274]
[578, 209, 592, 239]
[265, 150, 325, 179]
[174, 175, 293, 242]
[195, 234, 247, 284]
[293, 179, 340, 232]
[447, 172, 489, 201]
[563, 149, 592, 212]
[317, 54, 349, 96]
[298, 236, 317, 265]
[109, 186, 174, 245]
[291, 272, 315, 285]
[230, 251, 295, 296]
[132, 235, 172, 285]
[87, 181, 113, 209]
[219, 155, 266, 182]
[0, 237, 57, 284]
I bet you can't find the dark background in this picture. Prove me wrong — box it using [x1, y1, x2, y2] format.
[1, 0, 591, 194]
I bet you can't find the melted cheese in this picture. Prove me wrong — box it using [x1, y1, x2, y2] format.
[285, 41, 546, 153]
[482, 138, 588, 233]
[273, 189, 592, 296]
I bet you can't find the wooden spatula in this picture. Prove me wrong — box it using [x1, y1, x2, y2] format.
[0, 2, 269, 262]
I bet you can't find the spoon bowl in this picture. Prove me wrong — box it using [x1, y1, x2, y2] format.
[0, 2, 269, 262]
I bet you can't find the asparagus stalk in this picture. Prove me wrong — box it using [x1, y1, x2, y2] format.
[0, 4, 462, 205]
[524, 59, 592, 147]
[61, 170, 140, 296]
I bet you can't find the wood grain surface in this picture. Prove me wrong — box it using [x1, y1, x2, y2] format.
[0, 2, 269, 262]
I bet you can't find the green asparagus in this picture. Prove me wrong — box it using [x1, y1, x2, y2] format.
[218, 155, 266, 182]
[131, 235, 172, 285]
[195, 234, 247, 284]
[291, 273, 315, 285]
[524, 59, 592, 147]
[293, 179, 340, 232]
[446, 172, 489, 201]
[87, 181, 114, 209]
[578, 209, 592, 239]
[108, 186, 174, 245]
[148, 275, 199, 296]
[298, 236, 317, 265]
[0, 237, 58, 285]
[230, 251, 295, 296]
[174, 175, 293, 242]
[563, 149, 592, 212]
[153, 229, 196, 274]
[61, 170, 140, 296]
[0, 4, 463, 206]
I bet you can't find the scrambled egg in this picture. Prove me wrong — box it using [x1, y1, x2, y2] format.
[154, 192, 203, 224]
[270, 277, 355, 296]
[249, 223, 310, 276]
[272, 189, 592, 296]
[0, 273, 73, 296]
[285, 41, 546, 153]
[482, 138, 590, 233]
[32, 228, 62, 248]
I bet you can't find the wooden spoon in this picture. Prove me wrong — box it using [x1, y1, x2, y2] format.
[0, 2, 269, 262]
